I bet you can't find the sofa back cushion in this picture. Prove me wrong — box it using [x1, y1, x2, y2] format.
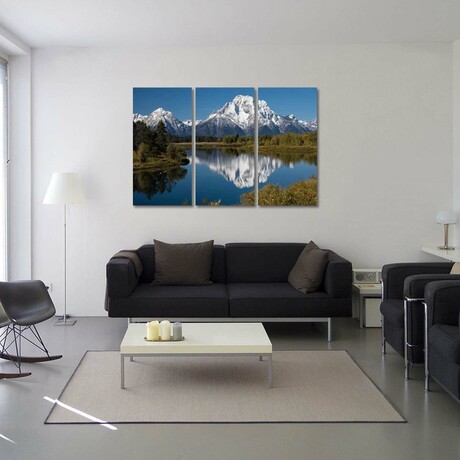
[226, 243, 307, 283]
[136, 244, 226, 284]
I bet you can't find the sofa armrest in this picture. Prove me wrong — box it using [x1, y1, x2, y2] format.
[425, 280, 460, 327]
[382, 263, 453, 300]
[106, 258, 139, 298]
[323, 251, 352, 298]
[404, 274, 460, 299]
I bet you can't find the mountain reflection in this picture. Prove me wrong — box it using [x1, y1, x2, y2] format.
[196, 149, 283, 188]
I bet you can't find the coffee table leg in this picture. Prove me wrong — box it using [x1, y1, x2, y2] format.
[259, 355, 262, 361]
[268, 354, 273, 388]
[121, 355, 125, 389]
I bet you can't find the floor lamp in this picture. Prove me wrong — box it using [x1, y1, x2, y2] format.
[43, 172, 86, 326]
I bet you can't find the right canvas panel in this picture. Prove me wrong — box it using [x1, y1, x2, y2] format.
[257, 88, 318, 206]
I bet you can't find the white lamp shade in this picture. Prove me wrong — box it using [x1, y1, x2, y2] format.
[435, 210, 457, 225]
[43, 172, 86, 204]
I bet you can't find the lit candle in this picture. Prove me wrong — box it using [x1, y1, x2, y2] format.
[146, 321, 155, 341]
[172, 322, 182, 340]
[160, 320, 171, 340]
[152, 320, 160, 341]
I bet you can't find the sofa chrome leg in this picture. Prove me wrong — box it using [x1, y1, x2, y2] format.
[327, 318, 332, 342]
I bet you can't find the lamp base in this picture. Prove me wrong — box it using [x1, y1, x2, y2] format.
[54, 316, 77, 326]
[437, 245, 455, 250]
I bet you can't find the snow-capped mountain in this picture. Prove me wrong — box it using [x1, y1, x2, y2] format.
[183, 119, 201, 127]
[133, 108, 191, 138]
[299, 117, 318, 132]
[197, 95, 316, 137]
[258, 100, 315, 135]
[196, 95, 255, 137]
[133, 96, 317, 138]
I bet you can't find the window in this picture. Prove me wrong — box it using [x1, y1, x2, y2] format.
[0, 57, 7, 281]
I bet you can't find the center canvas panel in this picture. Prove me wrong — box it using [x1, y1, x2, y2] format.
[133, 87, 192, 206]
[195, 88, 255, 206]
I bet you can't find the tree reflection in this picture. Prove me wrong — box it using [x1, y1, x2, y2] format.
[133, 167, 188, 199]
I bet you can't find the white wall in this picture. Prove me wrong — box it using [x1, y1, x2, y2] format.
[453, 39, 460, 246]
[30, 43, 453, 316]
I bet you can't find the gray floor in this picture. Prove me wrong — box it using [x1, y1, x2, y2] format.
[1, 318, 459, 460]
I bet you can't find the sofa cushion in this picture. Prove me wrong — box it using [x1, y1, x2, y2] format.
[228, 283, 351, 317]
[288, 246, 328, 294]
[226, 243, 306, 283]
[153, 239, 214, 285]
[429, 324, 460, 364]
[108, 283, 229, 318]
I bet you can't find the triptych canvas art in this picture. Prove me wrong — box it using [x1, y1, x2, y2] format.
[133, 87, 318, 206]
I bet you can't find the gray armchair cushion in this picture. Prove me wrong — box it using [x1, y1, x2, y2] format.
[153, 239, 214, 286]
[429, 324, 460, 364]
[425, 280, 460, 326]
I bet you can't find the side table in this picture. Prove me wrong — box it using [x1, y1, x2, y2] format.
[352, 283, 382, 328]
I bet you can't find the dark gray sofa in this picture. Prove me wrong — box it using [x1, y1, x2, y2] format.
[106, 243, 352, 341]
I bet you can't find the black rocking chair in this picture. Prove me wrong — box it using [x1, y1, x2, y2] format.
[0, 280, 62, 379]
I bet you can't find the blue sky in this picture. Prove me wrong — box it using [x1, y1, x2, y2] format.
[133, 87, 317, 122]
[133, 87, 192, 121]
[196, 87, 254, 120]
[258, 87, 317, 121]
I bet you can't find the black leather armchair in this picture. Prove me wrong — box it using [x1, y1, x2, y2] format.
[380, 262, 460, 378]
[424, 280, 460, 402]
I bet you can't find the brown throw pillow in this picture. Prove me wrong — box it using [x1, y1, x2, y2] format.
[288, 243, 329, 294]
[153, 239, 214, 285]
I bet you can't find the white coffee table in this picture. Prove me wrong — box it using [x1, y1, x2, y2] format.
[120, 322, 273, 389]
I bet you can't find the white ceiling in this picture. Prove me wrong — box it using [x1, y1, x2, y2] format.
[0, 0, 459, 48]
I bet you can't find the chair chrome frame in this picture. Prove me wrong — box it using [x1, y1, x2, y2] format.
[381, 280, 386, 354]
[423, 301, 430, 391]
[403, 296, 425, 380]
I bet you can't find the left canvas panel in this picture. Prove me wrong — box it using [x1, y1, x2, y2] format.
[133, 88, 192, 206]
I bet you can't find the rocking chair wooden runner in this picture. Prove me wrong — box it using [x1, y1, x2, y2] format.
[0, 280, 62, 379]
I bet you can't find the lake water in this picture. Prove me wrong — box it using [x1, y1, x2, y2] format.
[196, 149, 255, 206]
[196, 148, 317, 206]
[133, 153, 192, 206]
[133, 148, 317, 206]
[259, 158, 317, 189]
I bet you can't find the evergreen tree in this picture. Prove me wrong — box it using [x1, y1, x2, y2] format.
[155, 120, 168, 153]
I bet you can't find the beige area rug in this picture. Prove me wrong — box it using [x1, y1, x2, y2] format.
[45, 350, 404, 424]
